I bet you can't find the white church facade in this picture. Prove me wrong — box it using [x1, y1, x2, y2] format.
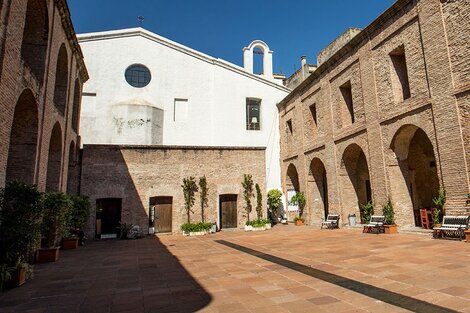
[77, 28, 291, 235]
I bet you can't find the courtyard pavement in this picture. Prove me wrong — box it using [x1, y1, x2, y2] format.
[0, 225, 469, 313]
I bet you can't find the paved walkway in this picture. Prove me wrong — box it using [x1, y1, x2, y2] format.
[1, 226, 469, 312]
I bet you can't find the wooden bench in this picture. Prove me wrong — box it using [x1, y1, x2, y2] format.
[433, 215, 469, 240]
[363, 215, 385, 234]
[321, 214, 340, 229]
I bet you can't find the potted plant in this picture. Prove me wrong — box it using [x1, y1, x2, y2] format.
[291, 192, 306, 226]
[244, 220, 253, 231]
[37, 192, 72, 262]
[251, 219, 266, 231]
[0, 182, 42, 287]
[182, 176, 198, 224]
[199, 176, 209, 223]
[383, 199, 398, 234]
[241, 174, 254, 227]
[64, 195, 90, 248]
[361, 201, 374, 224]
[8, 258, 32, 288]
[432, 189, 445, 229]
[465, 193, 470, 242]
[267, 189, 282, 224]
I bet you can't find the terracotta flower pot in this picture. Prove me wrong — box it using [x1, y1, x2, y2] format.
[384, 224, 398, 234]
[295, 220, 304, 226]
[36, 247, 59, 263]
[62, 238, 79, 250]
[8, 268, 26, 288]
[465, 230, 470, 243]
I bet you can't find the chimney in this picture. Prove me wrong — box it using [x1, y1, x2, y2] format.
[301, 55, 307, 67]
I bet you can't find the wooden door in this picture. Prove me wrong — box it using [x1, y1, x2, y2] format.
[153, 197, 172, 233]
[96, 198, 122, 235]
[220, 194, 237, 229]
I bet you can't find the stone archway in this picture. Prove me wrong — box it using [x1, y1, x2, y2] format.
[5, 89, 39, 184]
[21, 0, 49, 84]
[286, 163, 300, 192]
[389, 125, 439, 226]
[308, 158, 328, 219]
[340, 144, 371, 223]
[45, 123, 63, 192]
[53, 44, 69, 115]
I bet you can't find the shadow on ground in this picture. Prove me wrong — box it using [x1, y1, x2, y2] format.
[0, 237, 211, 312]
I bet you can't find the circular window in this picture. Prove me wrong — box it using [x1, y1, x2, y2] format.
[125, 64, 151, 88]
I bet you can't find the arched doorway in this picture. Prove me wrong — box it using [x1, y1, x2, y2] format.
[286, 163, 300, 213]
[21, 0, 49, 84]
[45, 123, 62, 192]
[389, 125, 439, 226]
[53, 44, 69, 115]
[309, 158, 328, 219]
[5, 89, 39, 184]
[340, 144, 371, 223]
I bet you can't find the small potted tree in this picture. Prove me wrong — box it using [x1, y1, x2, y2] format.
[37, 192, 72, 262]
[383, 199, 397, 234]
[361, 201, 374, 224]
[291, 192, 306, 226]
[63, 195, 90, 249]
[432, 189, 445, 229]
[0, 182, 42, 288]
[267, 189, 282, 225]
[465, 193, 470, 242]
[242, 174, 254, 231]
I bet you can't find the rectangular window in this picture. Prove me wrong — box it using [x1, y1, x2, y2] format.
[309, 103, 318, 129]
[246, 98, 261, 130]
[340, 81, 354, 126]
[174, 98, 188, 122]
[286, 119, 293, 135]
[390, 45, 410, 102]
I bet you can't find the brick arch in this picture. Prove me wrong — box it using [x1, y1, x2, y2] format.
[5, 89, 39, 184]
[71, 79, 81, 132]
[309, 157, 329, 219]
[21, 0, 49, 84]
[340, 143, 371, 222]
[286, 163, 300, 192]
[53, 44, 69, 115]
[388, 124, 439, 227]
[45, 122, 63, 192]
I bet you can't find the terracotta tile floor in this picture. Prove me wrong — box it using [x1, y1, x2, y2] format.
[0, 225, 469, 312]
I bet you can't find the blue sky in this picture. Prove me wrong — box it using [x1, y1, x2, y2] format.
[68, 0, 395, 77]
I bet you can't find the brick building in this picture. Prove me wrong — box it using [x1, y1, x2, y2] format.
[0, 0, 88, 193]
[80, 145, 266, 238]
[278, 0, 470, 227]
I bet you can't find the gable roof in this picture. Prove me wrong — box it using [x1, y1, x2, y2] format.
[77, 27, 290, 93]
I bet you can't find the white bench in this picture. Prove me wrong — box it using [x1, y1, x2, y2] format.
[433, 215, 469, 240]
[363, 215, 385, 234]
[321, 214, 340, 229]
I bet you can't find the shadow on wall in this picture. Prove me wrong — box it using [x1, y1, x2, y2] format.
[0, 237, 212, 312]
[80, 146, 150, 239]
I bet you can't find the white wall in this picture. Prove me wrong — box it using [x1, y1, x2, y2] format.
[78, 28, 290, 191]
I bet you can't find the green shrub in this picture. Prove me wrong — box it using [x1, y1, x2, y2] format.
[42, 192, 72, 247]
[182, 177, 198, 224]
[68, 195, 90, 229]
[181, 222, 212, 233]
[383, 199, 395, 225]
[291, 192, 306, 218]
[118, 222, 133, 239]
[0, 182, 43, 265]
[267, 189, 282, 217]
[432, 189, 445, 225]
[241, 174, 254, 223]
[361, 201, 374, 223]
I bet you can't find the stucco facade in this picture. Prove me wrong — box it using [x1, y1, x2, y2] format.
[0, 0, 88, 193]
[77, 28, 290, 192]
[278, 0, 470, 227]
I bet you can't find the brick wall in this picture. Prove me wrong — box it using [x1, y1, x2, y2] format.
[80, 145, 267, 237]
[0, 0, 88, 192]
[278, 0, 470, 227]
